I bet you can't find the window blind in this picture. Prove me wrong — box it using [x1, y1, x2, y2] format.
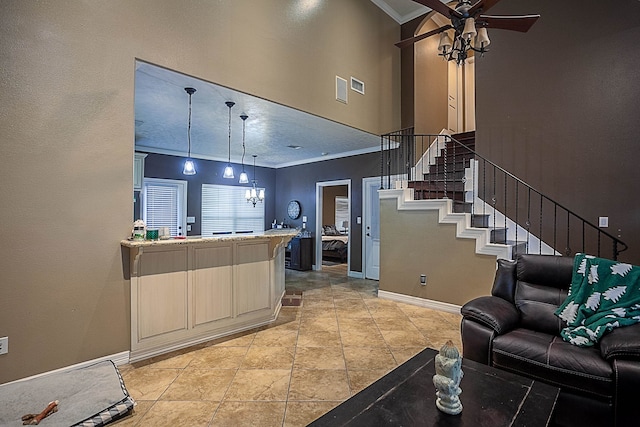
[143, 180, 181, 236]
[202, 184, 265, 235]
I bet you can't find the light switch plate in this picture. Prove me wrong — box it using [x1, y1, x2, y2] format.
[599, 217, 609, 228]
[187, 216, 196, 224]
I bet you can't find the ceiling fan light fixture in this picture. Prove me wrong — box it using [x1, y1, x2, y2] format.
[476, 27, 490, 48]
[462, 17, 477, 40]
[438, 31, 453, 53]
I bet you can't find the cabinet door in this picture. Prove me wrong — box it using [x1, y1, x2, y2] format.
[235, 242, 271, 315]
[192, 245, 233, 327]
[137, 247, 188, 340]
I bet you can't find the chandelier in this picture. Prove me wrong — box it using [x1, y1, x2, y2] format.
[437, 1, 490, 65]
[246, 155, 265, 207]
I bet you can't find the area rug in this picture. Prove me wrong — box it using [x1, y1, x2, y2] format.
[281, 290, 303, 307]
[0, 360, 134, 427]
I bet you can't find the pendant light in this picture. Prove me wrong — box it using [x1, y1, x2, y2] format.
[238, 114, 249, 184]
[182, 87, 197, 175]
[246, 155, 265, 207]
[222, 101, 235, 179]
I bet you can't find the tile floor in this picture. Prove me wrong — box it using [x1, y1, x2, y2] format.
[115, 264, 462, 427]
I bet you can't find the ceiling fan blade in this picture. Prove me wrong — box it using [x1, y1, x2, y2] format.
[411, 0, 462, 19]
[395, 25, 452, 49]
[468, 0, 503, 16]
[477, 15, 540, 32]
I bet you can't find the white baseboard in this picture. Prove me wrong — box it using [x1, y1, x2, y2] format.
[378, 290, 461, 314]
[3, 350, 130, 386]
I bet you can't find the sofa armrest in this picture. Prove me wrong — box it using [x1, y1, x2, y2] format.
[600, 323, 640, 361]
[461, 296, 520, 335]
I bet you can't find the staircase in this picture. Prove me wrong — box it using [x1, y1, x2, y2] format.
[407, 131, 527, 258]
[381, 129, 627, 261]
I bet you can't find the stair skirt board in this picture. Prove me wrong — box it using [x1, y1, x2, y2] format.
[380, 189, 512, 260]
[378, 290, 461, 315]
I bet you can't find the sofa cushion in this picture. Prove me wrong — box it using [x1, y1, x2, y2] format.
[515, 282, 568, 335]
[513, 255, 573, 334]
[492, 328, 613, 401]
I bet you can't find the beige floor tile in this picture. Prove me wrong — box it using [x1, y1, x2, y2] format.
[300, 307, 337, 319]
[342, 346, 397, 371]
[339, 329, 387, 347]
[297, 329, 342, 347]
[212, 332, 257, 347]
[160, 369, 235, 401]
[335, 308, 374, 319]
[288, 369, 351, 401]
[347, 369, 390, 394]
[121, 368, 181, 401]
[136, 400, 218, 427]
[111, 400, 155, 426]
[224, 369, 291, 401]
[283, 401, 342, 427]
[303, 298, 335, 309]
[187, 346, 249, 369]
[373, 317, 419, 331]
[241, 346, 295, 369]
[334, 299, 368, 311]
[294, 347, 346, 370]
[389, 347, 427, 365]
[299, 317, 339, 333]
[211, 401, 286, 427]
[379, 329, 430, 347]
[252, 328, 298, 347]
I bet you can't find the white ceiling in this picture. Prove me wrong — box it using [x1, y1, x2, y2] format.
[134, 1, 430, 169]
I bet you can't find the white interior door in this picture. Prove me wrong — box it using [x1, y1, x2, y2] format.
[363, 178, 380, 280]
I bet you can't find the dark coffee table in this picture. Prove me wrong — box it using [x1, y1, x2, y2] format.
[309, 347, 559, 427]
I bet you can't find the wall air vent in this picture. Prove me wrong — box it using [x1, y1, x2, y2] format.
[336, 76, 348, 104]
[350, 77, 365, 95]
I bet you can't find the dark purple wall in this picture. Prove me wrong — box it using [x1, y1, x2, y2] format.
[141, 152, 380, 272]
[142, 153, 276, 236]
[474, 0, 640, 263]
[275, 152, 380, 272]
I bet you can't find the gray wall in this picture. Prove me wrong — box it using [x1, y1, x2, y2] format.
[475, 0, 640, 263]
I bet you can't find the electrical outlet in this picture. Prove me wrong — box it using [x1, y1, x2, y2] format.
[0, 336, 8, 355]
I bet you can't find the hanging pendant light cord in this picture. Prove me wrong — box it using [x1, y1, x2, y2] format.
[187, 93, 192, 157]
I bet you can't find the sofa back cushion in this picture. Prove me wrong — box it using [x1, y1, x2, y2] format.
[514, 255, 573, 335]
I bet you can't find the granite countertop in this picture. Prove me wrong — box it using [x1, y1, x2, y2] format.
[121, 229, 300, 247]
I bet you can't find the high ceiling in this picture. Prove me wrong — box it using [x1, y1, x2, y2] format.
[134, 1, 431, 168]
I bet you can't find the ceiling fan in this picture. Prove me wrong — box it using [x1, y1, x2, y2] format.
[396, 0, 540, 64]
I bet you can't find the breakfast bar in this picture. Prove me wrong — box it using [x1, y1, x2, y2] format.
[121, 230, 297, 362]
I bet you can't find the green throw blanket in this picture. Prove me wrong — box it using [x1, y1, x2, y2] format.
[555, 253, 640, 347]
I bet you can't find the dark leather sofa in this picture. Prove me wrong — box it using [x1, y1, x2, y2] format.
[460, 254, 640, 427]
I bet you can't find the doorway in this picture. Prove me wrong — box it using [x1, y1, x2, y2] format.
[315, 180, 351, 273]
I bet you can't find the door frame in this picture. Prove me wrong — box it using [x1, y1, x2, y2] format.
[315, 179, 351, 272]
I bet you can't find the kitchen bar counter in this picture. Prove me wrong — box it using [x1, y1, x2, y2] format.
[120, 229, 299, 247]
[121, 230, 298, 362]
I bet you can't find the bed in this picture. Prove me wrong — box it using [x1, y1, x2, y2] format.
[321, 225, 348, 262]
